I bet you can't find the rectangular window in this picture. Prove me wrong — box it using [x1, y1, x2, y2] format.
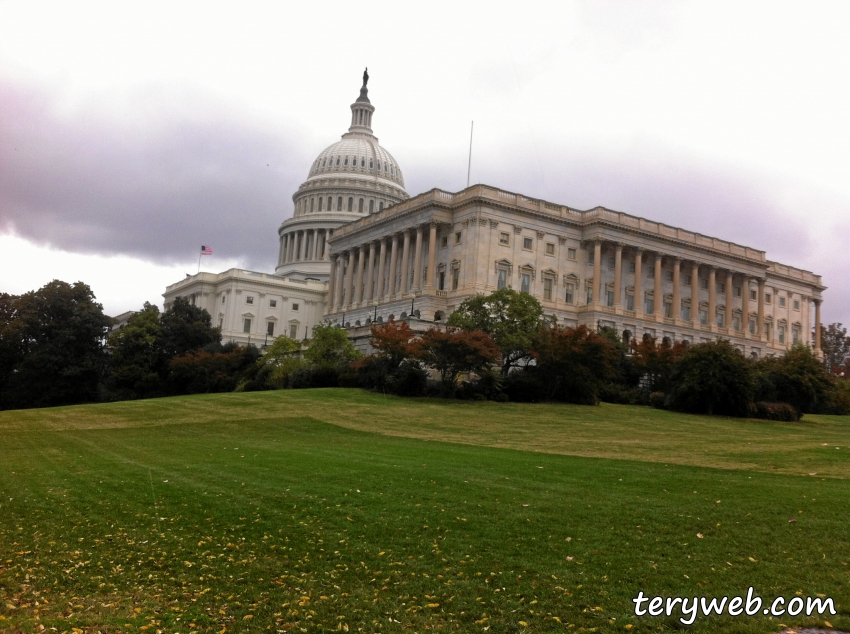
[455, 231, 462, 244]
[587, 285, 593, 304]
[608, 290, 615, 306]
[545, 243, 555, 256]
[779, 296, 786, 307]
[292, 303, 300, 311]
[681, 304, 691, 321]
[749, 318, 756, 334]
[452, 268, 459, 290]
[699, 309, 708, 325]
[587, 250, 594, 264]
[543, 278, 553, 300]
[243, 318, 252, 333]
[765, 323, 772, 340]
[765, 293, 772, 304]
[246, 296, 254, 304]
[717, 283, 725, 294]
[665, 271, 674, 282]
[608, 257, 615, 269]
[441, 236, 448, 248]
[523, 237, 533, 250]
[700, 278, 708, 290]
[219, 318, 223, 330]
[567, 248, 577, 260]
[733, 316, 741, 331]
[664, 301, 672, 318]
[626, 294, 634, 311]
[716, 312, 724, 327]
[438, 271, 445, 291]
[750, 289, 757, 301]
[779, 325, 786, 344]
[793, 328, 800, 344]
[793, 300, 800, 310]
[565, 283, 575, 304]
[644, 295, 654, 314]
[222, 295, 226, 304]
[499, 232, 510, 245]
[269, 299, 277, 308]
[734, 286, 741, 297]
[267, 321, 275, 336]
[497, 269, 507, 290]
[521, 273, 531, 294]
[684, 275, 692, 286]
[628, 261, 636, 273]
[290, 324, 298, 339]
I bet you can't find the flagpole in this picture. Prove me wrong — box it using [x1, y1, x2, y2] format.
[466, 120, 474, 188]
[197, 249, 202, 274]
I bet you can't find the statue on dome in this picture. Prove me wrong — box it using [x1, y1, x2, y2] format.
[363, 67, 369, 86]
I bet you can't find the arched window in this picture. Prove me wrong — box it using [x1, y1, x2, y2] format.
[322, 158, 326, 167]
[327, 196, 333, 210]
[310, 198, 314, 212]
[358, 198, 364, 213]
[337, 196, 343, 210]
[335, 157, 340, 166]
[377, 161, 381, 171]
[344, 157, 348, 166]
[348, 197, 353, 211]
[369, 159, 373, 169]
[369, 199, 375, 214]
[384, 164, 388, 172]
[361, 157, 365, 167]
[318, 197, 323, 212]
[378, 201, 384, 211]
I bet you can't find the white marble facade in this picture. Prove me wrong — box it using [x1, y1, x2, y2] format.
[165, 72, 825, 357]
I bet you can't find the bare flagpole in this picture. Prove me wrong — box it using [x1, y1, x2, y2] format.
[466, 120, 474, 188]
[197, 249, 202, 274]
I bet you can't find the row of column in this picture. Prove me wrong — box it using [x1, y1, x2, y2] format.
[589, 240, 821, 349]
[279, 228, 332, 265]
[328, 222, 439, 313]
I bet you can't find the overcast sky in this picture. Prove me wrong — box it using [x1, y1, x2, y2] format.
[1, 1, 848, 324]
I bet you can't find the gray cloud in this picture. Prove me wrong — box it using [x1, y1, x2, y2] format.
[0, 82, 310, 271]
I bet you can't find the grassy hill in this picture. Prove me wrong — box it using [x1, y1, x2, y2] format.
[1, 390, 848, 633]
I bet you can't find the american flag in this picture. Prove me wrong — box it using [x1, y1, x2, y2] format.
[200, 245, 213, 255]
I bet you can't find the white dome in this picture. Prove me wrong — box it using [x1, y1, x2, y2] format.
[306, 136, 405, 189]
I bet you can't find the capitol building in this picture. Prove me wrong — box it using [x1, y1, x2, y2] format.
[164, 73, 825, 358]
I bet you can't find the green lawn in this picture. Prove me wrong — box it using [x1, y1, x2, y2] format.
[0, 390, 848, 634]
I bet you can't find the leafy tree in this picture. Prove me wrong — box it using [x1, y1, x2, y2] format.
[356, 320, 426, 396]
[0, 280, 111, 410]
[250, 336, 302, 390]
[168, 343, 261, 395]
[447, 288, 544, 375]
[667, 340, 753, 417]
[530, 325, 619, 404]
[370, 319, 417, 370]
[413, 327, 499, 395]
[820, 323, 850, 373]
[303, 323, 361, 367]
[103, 303, 165, 399]
[630, 335, 687, 394]
[764, 344, 834, 414]
[159, 297, 220, 359]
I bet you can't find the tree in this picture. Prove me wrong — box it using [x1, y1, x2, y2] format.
[250, 336, 303, 390]
[303, 323, 361, 367]
[766, 344, 834, 414]
[446, 288, 544, 375]
[370, 319, 417, 370]
[0, 280, 111, 410]
[630, 335, 687, 394]
[413, 327, 499, 394]
[667, 340, 753, 417]
[159, 297, 220, 359]
[820, 323, 850, 373]
[530, 325, 619, 404]
[167, 343, 261, 395]
[103, 303, 165, 399]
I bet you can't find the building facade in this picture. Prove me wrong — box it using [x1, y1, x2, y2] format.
[165, 73, 825, 357]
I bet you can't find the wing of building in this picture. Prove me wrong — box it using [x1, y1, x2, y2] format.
[165, 72, 826, 357]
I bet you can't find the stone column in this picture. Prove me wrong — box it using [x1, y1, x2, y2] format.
[355, 246, 367, 305]
[741, 277, 750, 337]
[725, 271, 734, 335]
[388, 234, 400, 298]
[344, 250, 355, 311]
[376, 238, 387, 299]
[412, 225, 424, 292]
[592, 240, 602, 306]
[426, 221, 438, 290]
[757, 278, 765, 339]
[690, 262, 699, 324]
[708, 267, 717, 329]
[288, 232, 295, 262]
[327, 254, 338, 312]
[634, 248, 643, 315]
[296, 231, 304, 261]
[323, 230, 331, 260]
[279, 235, 287, 265]
[653, 253, 663, 318]
[400, 230, 411, 294]
[814, 299, 822, 352]
[364, 241, 376, 303]
[316, 231, 324, 260]
[613, 243, 623, 307]
[672, 257, 681, 321]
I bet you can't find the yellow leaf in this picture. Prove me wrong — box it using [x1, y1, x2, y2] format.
[825, 623, 833, 628]
[243, 614, 254, 620]
[427, 603, 440, 608]
[748, 557, 756, 562]
[625, 625, 633, 630]
[519, 621, 528, 627]
[697, 533, 704, 538]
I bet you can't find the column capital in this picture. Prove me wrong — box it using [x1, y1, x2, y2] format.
[429, 219, 440, 228]
[757, 277, 766, 288]
[614, 241, 625, 249]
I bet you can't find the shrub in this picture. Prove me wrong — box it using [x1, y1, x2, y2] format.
[385, 360, 427, 397]
[767, 345, 834, 414]
[412, 327, 500, 396]
[823, 379, 850, 415]
[747, 402, 800, 422]
[598, 383, 641, 405]
[288, 365, 340, 389]
[649, 391, 667, 409]
[667, 340, 753, 416]
[501, 368, 547, 403]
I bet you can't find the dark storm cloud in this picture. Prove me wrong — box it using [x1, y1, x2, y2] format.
[0, 83, 312, 270]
